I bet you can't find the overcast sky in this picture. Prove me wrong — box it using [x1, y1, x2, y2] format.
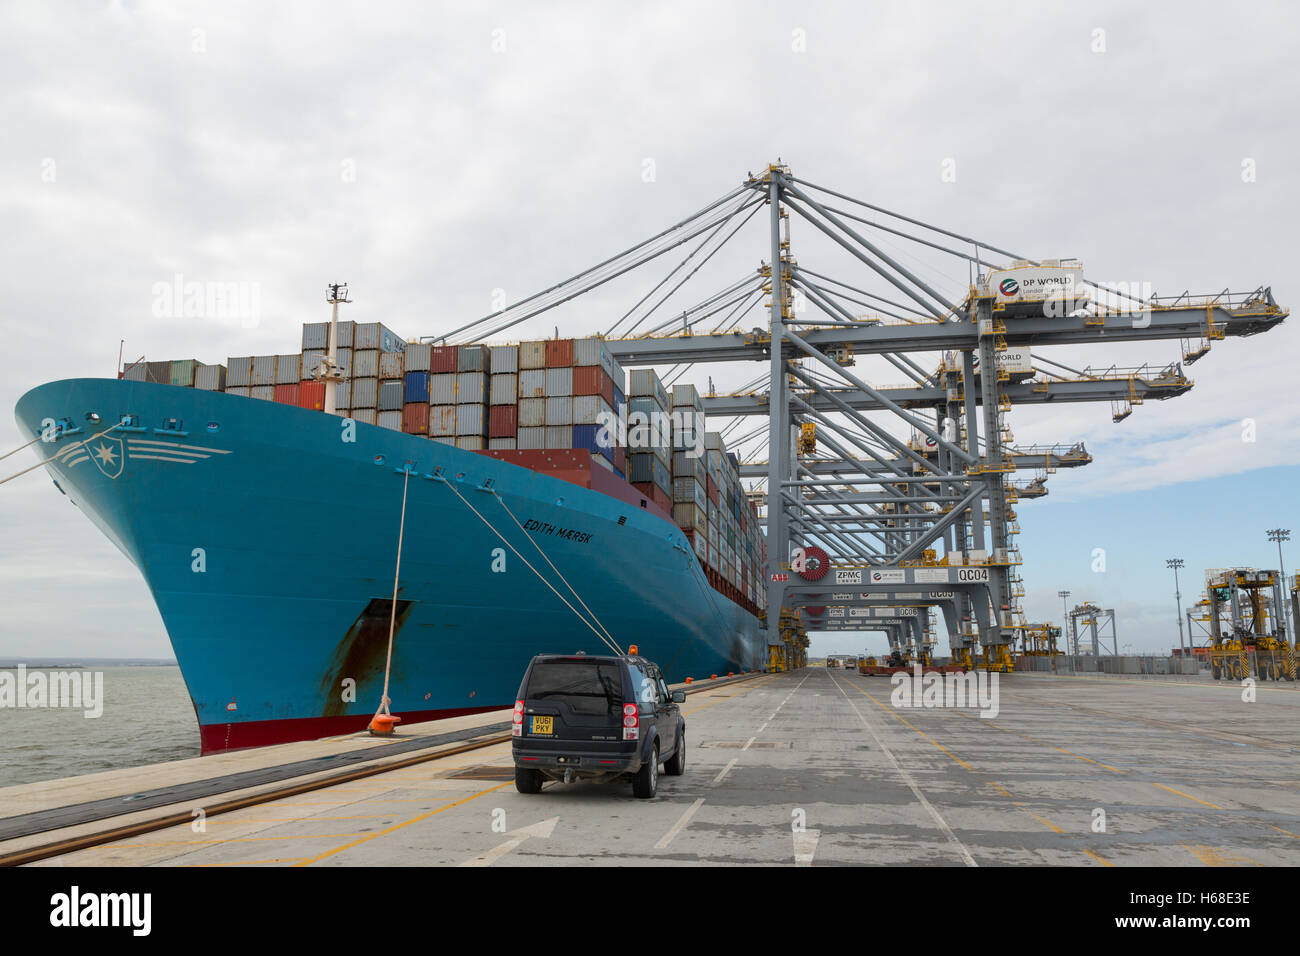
[1, 1, 1297, 661]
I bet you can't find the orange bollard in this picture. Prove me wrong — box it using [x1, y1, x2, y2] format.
[710, 674, 718, 679]
[685, 677, 693, 684]
[369, 714, 401, 736]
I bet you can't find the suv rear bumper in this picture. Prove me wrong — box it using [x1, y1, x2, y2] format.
[512, 744, 643, 777]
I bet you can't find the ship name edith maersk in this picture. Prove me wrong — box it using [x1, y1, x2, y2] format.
[13, 375, 765, 753]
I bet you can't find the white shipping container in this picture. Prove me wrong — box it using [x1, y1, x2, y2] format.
[405, 342, 431, 371]
[671, 383, 701, 409]
[250, 385, 275, 401]
[225, 385, 250, 397]
[333, 319, 355, 349]
[378, 380, 404, 411]
[429, 405, 457, 436]
[627, 368, 667, 408]
[275, 354, 301, 385]
[456, 404, 485, 435]
[429, 373, 457, 405]
[431, 436, 456, 446]
[517, 426, 547, 449]
[301, 350, 325, 380]
[302, 322, 329, 350]
[123, 362, 147, 381]
[350, 407, 377, 425]
[488, 437, 517, 450]
[573, 336, 609, 368]
[353, 349, 380, 378]
[250, 355, 277, 386]
[377, 410, 402, 431]
[572, 395, 613, 426]
[379, 351, 405, 379]
[545, 396, 573, 425]
[195, 365, 226, 391]
[456, 436, 485, 451]
[456, 372, 486, 405]
[544, 367, 573, 396]
[490, 374, 517, 404]
[519, 341, 547, 369]
[351, 377, 378, 408]
[518, 369, 546, 398]
[333, 381, 351, 408]
[490, 345, 518, 374]
[518, 398, 546, 427]
[545, 425, 572, 449]
[334, 348, 352, 378]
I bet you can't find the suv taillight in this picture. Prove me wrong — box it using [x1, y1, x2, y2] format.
[622, 702, 639, 740]
[512, 699, 524, 737]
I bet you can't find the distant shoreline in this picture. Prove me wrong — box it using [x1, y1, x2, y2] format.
[0, 659, 177, 667]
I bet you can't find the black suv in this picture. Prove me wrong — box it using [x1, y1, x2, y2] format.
[511, 652, 686, 798]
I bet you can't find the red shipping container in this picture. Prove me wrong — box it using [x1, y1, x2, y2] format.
[403, 402, 430, 434]
[706, 475, 719, 504]
[545, 338, 574, 368]
[572, 366, 614, 404]
[429, 346, 458, 373]
[613, 444, 626, 474]
[489, 404, 517, 437]
[273, 383, 299, 405]
[297, 381, 325, 410]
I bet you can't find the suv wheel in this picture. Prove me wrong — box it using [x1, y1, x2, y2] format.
[515, 768, 543, 794]
[664, 729, 686, 776]
[633, 743, 659, 798]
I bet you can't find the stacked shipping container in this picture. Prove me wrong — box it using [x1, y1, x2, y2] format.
[139, 322, 765, 617]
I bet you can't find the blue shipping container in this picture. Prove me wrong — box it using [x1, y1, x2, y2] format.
[404, 371, 430, 404]
[572, 424, 615, 463]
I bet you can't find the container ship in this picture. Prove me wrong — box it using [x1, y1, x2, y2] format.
[13, 319, 768, 753]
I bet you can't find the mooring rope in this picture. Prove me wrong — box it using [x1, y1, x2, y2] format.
[372, 463, 412, 723]
[0, 422, 126, 486]
[435, 474, 624, 657]
[491, 490, 622, 654]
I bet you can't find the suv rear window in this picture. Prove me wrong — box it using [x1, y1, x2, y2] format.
[525, 660, 624, 716]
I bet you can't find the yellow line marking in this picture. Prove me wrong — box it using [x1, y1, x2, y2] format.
[181, 858, 308, 867]
[950, 709, 1125, 774]
[682, 677, 775, 716]
[193, 816, 399, 825]
[293, 781, 511, 867]
[1083, 849, 1115, 867]
[1271, 825, 1300, 839]
[845, 681, 1110, 864]
[103, 833, 372, 849]
[852, 686, 974, 771]
[1180, 843, 1261, 867]
[1152, 783, 1225, 810]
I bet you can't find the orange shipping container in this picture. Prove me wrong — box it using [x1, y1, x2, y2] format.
[545, 338, 574, 368]
[429, 346, 458, 373]
[572, 365, 615, 404]
[489, 404, 517, 437]
[403, 402, 430, 434]
[297, 381, 325, 410]
[274, 383, 299, 405]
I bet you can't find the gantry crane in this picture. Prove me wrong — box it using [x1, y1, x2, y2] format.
[425, 163, 1289, 671]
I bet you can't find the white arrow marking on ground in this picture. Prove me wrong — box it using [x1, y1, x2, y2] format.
[459, 816, 559, 867]
[794, 829, 821, 866]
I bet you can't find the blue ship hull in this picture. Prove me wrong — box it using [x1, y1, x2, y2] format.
[14, 379, 765, 752]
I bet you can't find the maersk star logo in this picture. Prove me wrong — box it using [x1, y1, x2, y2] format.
[90, 436, 125, 479]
